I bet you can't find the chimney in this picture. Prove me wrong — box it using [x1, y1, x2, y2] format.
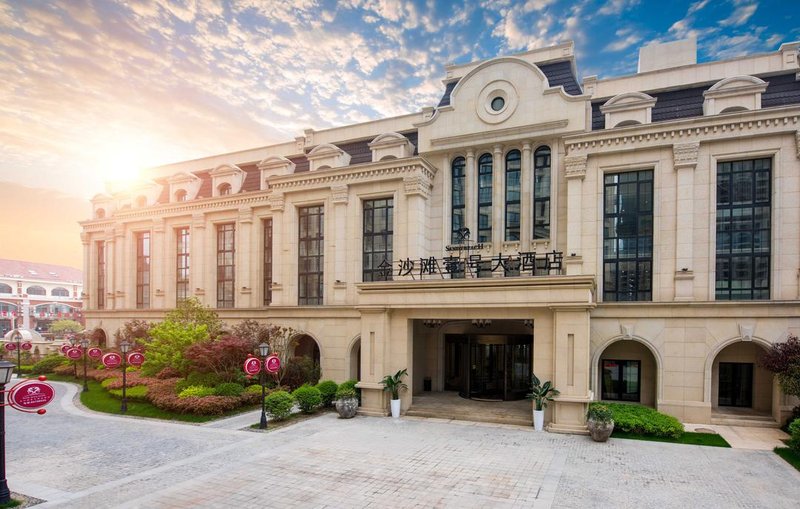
[638, 39, 696, 73]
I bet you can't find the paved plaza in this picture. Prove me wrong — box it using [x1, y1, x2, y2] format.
[6, 380, 800, 508]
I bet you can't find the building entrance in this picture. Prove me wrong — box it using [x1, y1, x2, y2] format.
[718, 362, 753, 407]
[444, 334, 532, 401]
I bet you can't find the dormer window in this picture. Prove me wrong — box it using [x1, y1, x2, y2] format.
[175, 189, 188, 202]
[135, 195, 147, 208]
[218, 183, 232, 196]
[703, 76, 767, 116]
[600, 92, 656, 129]
[368, 133, 415, 163]
[210, 164, 245, 197]
[95, 208, 106, 219]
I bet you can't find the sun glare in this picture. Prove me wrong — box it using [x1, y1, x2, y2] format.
[89, 135, 173, 193]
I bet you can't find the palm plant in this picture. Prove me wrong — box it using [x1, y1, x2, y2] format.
[526, 373, 560, 411]
[381, 368, 408, 400]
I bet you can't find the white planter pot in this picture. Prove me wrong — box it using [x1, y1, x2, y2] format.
[533, 409, 545, 431]
[390, 398, 401, 418]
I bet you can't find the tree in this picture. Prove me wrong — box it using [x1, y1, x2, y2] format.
[185, 335, 253, 383]
[257, 325, 297, 386]
[114, 319, 151, 344]
[760, 334, 800, 400]
[164, 297, 224, 340]
[140, 321, 209, 377]
[230, 319, 266, 350]
[49, 319, 83, 337]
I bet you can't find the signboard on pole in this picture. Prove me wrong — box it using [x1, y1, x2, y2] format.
[265, 355, 281, 374]
[66, 347, 83, 360]
[127, 352, 145, 367]
[101, 352, 122, 369]
[9, 380, 56, 411]
[87, 347, 103, 360]
[21, 342, 32, 351]
[4, 343, 15, 351]
[60, 344, 71, 354]
[243, 357, 262, 376]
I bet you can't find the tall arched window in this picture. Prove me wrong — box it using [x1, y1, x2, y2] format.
[175, 189, 188, 202]
[0, 283, 12, 294]
[505, 150, 521, 241]
[51, 287, 69, 297]
[533, 146, 551, 239]
[26, 286, 46, 296]
[451, 157, 466, 243]
[477, 153, 493, 243]
[218, 183, 232, 196]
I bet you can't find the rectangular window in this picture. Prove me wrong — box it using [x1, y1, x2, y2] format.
[603, 170, 653, 301]
[135, 232, 151, 309]
[363, 198, 393, 282]
[298, 205, 324, 305]
[533, 147, 551, 239]
[505, 151, 521, 241]
[715, 158, 771, 300]
[96, 241, 105, 310]
[176, 227, 190, 304]
[451, 157, 466, 243]
[601, 359, 640, 402]
[263, 218, 273, 306]
[216, 223, 235, 308]
[477, 154, 493, 243]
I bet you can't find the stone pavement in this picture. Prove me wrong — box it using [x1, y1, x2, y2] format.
[6, 381, 800, 508]
[684, 422, 790, 450]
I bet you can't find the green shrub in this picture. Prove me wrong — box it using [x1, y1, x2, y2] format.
[315, 380, 338, 407]
[264, 390, 294, 421]
[108, 385, 149, 402]
[335, 386, 357, 400]
[214, 382, 245, 397]
[246, 384, 264, 394]
[292, 384, 322, 413]
[338, 379, 360, 402]
[587, 404, 613, 423]
[175, 372, 222, 393]
[31, 354, 68, 375]
[178, 385, 216, 399]
[788, 418, 800, 452]
[593, 402, 684, 439]
[101, 378, 118, 389]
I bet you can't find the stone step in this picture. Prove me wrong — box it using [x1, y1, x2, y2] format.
[406, 407, 532, 427]
[710, 416, 780, 428]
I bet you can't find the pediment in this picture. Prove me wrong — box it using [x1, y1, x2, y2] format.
[600, 92, 657, 128]
[369, 132, 415, 162]
[703, 75, 768, 115]
[306, 143, 351, 171]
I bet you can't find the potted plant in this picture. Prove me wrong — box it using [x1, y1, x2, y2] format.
[334, 386, 359, 419]
[381, 368, 408, 418]
[586, 404, 614, 442]
[526, 373, 559, 431]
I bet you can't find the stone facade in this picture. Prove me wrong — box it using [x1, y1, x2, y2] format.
[80, 39, 800, 430]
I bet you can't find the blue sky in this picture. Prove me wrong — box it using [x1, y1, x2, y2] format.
[0, 0, 797, 201]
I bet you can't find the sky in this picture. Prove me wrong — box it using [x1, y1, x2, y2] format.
[0, 0, 797, 269]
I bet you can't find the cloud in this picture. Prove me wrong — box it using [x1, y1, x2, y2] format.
[597, 0, 639, 16]
[719, 2, 757, 27]
[604, 27, 642, 52]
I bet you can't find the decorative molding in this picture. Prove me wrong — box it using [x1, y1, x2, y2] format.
[672, 142, 700, 170]
[268, 193, 285, 212]
[330, 184, 349, 204]
[258, 156, 296, 191]
[403, 174, 432, 198]
[796, 130, 800, 158]
[430, 119, 569, 148]
[620, 323, 635, 340]
[564, 155, 587, 180]
[738, 323, 755, 342]
[270, 158, 437, 193]
[306, 143, 350, 171]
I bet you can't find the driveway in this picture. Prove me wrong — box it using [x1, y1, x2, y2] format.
[7, 380, 800, 508]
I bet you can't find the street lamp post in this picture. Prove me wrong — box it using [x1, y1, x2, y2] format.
[258, 342, 270, 430]
[0, 360, 16, 505]
[10, 331, 21, 373]
[68, 334, 79, 378]
[80, 337, 90, 392]
[120, 341, 130, 414]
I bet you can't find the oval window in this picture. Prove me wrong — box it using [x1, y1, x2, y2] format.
[491, 96, 505, 111]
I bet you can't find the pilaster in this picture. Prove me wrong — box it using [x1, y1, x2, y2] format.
[673, 142, 699, 301]
[237, 207, 254, 307]
[564, 155, 587, 275]
[151, 218, 166, 309]
[269, 193, 285, 306]
[80, 232, 91, 309]
[520, 142, 533, 246]
[113, 226, 125, 309]
[492, 144, 504, 247]
[331, 185, 349, 304]
[191, 213, 207, 305]
[548, 305, 592, 434]
[404, 173, 430, 263]
[356, 308, 391, 417]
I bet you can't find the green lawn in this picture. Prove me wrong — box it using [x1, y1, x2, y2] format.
[774, 447, 800, 472]
[611, 430, 731, 447]
[38, 374, 257, 423]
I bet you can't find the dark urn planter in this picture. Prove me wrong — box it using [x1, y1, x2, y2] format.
[587, 419, 614, 442]
[335, 397, 359, 419]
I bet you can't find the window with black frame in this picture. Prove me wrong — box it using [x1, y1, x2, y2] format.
[533, 146, 551, 239]
[451, 157, 466, 244]
[176, 227, 190, 304]
[216, 223, 235, 308]
[601, 359, 641, 401]
[603, 170, 653, 301]
[96, 241, 105, 310]
[136, 231, 151, 309]
[298, 205, 324, 305]
[505, 150, 521, 241]
[477, 153, 492, 243]
[363, 198, 393, 282]
[715, 158, 771, 300]
[263, 218, 273, 306]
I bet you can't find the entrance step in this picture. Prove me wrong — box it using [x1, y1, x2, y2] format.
[406, 406, 532, 427]
[711, 412, 780, 428]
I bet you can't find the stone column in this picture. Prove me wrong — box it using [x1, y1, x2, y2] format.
[492, 144, 504, 247]
[548, 305, 592, 434]
[465, 150, 476, 241]
[103, 230, 114, 310]
[113, 226, 125, 309]
[520, 142, 533, 246]
[356, 307, 391, 416]
[191, 213, 206, 305]
[441, 154, 452, 244]
[80, 232, 91, 309]
[331, 185, 349, 304]
[269, 193, 285, 306]
[673, 142, 699, 301]
[564, 155, 587, 275]
[237, 207, 253, 307]
[151, 218, 166, 309]
[404, 172, 431, 262]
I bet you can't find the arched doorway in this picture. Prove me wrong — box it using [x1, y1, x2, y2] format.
[349, 337, 361, 381]
[91, 327, 107, 348]
[710, 341, 772, 414]
[596, 339, 658, 407]
[293, 334, 320, 365]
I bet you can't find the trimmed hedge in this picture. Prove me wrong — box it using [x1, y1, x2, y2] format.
[788, 418, 800, 452]
[214, 383, 245, 397]
[108, 385, 149, 402]
[315, 380, 338, 407]
[264, 390, 294, 421]
[178, 385, 216, 398]
[30, 354, 68, 375]
[592, 402, 684, 439]
[292, 384, 322, 413]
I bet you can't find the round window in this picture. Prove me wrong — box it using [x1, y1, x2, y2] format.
[490, 96, 505, 111]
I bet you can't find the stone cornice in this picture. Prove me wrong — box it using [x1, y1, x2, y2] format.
[429, 119, 570, 149]
[565, 107, 800, 155]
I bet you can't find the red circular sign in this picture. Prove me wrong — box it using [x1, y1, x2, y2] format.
[243, 357, 262, 376]
[265, 355, 281, 374]
[4, 343, 16, 351]
[9, 380, 56, 410]
[60, 344, 70, 354]
[101, 352, 122, 369]
[21, 342, 32, 351]
[66, 347, 83, 360]
[87, 347, 103, 360]
[127, 352, 145, 367]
